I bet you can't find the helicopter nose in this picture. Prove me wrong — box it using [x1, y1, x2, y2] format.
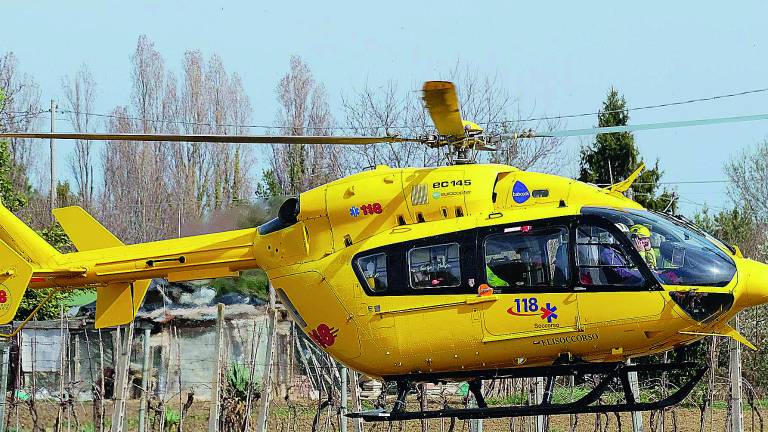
[735, 259, 768, 309]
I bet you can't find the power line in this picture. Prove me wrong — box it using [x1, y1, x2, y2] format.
[515, 86, 768, 123]
[3, 83, 767, 136]
[55, 108, 363, 132]
[596, 180, 731, 186]
[47, 84, 768, 132]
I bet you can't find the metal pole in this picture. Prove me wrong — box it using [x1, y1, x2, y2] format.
[208, 304, 225, 432]
[255, 284, 278, 432]
[138, 328, 151, 432]
[349, 370, 363, 432]
[340, 365, 348, 432]
[49, 99, 56, 216]
[730, 316, 744, 432]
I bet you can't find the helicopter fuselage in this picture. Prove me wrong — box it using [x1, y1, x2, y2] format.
[257, 164, 766, 380]
[22, 163, 767, 381]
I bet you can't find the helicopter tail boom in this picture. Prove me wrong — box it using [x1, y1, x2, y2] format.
[0, 200, 62, 268]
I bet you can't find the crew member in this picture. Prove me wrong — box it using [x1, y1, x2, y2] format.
[629, 224, 657, 270]
[486, 265, 508, 287]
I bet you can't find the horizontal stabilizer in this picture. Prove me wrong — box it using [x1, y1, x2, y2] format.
[0, 239, 33, 324]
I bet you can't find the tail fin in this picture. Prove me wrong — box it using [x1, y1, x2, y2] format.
[0, 238, 33, 324]
[0, 201, 61, 267]
[95, 281, 152, 328]
[53, 206, 151, 328]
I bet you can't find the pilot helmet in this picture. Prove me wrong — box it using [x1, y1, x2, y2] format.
[629, 224, 651, 239]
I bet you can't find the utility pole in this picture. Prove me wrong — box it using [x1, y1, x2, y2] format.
[49, 99, 56, 217]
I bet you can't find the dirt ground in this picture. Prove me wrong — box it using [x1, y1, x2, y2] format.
[3, 399, 765, 432]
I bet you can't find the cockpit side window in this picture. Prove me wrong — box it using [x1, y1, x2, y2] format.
[484, 227, 570, 289]
[576, 224, 646, 287]
[356, 253, 388, 292]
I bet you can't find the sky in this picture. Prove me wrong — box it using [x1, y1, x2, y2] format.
[2, 1, 768, 216]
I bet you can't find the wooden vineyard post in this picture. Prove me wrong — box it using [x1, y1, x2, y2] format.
[0, 331, 10, 432]
[534, 378, 544, 432]
[469, 380, 484, 432]
[729, 315, 744, 432]
[208, 304, 225, 432]
[138, 327, 152, 432]
[627, 359, 643, 432]
[255, 284, 278, 432]
[110, 324, 134, 432]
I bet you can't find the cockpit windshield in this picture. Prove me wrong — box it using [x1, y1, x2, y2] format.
[582, 207, 737, 287]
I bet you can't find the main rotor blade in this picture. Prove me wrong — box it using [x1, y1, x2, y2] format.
[423, 81, 465, 136]
[513, 113, 768, 138]
[0, 132, 418, 145]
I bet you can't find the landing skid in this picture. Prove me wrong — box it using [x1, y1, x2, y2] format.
[348, 361, 706, 422]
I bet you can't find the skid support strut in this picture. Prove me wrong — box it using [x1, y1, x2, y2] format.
[349, 361, 707, 422]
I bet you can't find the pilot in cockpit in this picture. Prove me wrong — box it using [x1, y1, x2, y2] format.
[629, 224, 657, 270]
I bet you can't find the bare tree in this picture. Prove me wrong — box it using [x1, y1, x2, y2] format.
[726, 140, 768, 222]
[445, 65, 570, 172]
[97, 37, 255, 241]
[100, 36, 172, 243]
[227, 73, 253, 203]
[175, 49, 209, 218]
[341, 65, 569, 173]
[131, 35, 165, 133]
[0, 52, 42, 192]
[61, 63, 97, 208]
[489, 116, 570, 172]
[724, 140, 768, 260]
[341, 80, 441, 171]
[205, 54, 233, 209]
[271, 56, 340, 195]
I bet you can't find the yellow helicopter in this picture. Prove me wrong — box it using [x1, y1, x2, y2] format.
[1, 81, 768, 421]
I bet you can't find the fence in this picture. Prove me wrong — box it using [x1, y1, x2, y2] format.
[0, 301, 763, 432]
